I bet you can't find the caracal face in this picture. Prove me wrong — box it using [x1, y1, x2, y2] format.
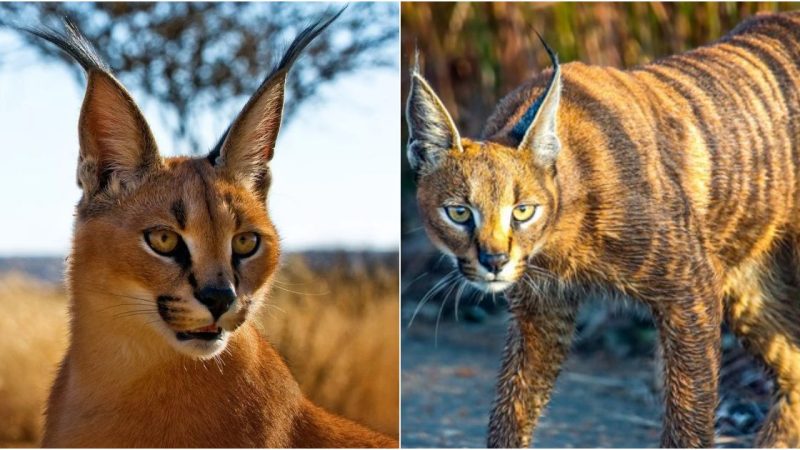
[407, 43, 564, 294]
[415, 139, 559, 293]
[73, 158, 280, 359]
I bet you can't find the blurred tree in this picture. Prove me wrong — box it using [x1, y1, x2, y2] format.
[0, 2, 398, 150]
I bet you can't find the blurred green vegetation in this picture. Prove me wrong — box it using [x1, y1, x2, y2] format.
[401, 2, 799, 140]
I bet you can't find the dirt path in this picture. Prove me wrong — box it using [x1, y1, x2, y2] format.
[401, 313, 666, 448]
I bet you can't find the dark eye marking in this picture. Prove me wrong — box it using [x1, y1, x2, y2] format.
[171, 199, 187, 229]
[172, 239, 192, 272]
[187, 272, 198, 288]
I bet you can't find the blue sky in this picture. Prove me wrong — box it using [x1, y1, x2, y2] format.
[0, 28, 399, 256]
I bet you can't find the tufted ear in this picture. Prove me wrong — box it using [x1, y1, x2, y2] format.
[208, 9, 344, 197]
[405, 63, 462, 175]
[209, 67, 287, 196]
[20, 20, 160, 197]
[76, 71, 160, 195]
[512, 35, 562, 170]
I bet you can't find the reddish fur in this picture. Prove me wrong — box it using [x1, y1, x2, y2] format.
[43, 158, 395, 449]
[36, 15, 396, 449]
[44, 324, 394, 447]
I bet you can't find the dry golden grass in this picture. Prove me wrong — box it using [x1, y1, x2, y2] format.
[257, 252, 399, 438]
[0, 252, 398, 447]
[0, 273, 68, 447]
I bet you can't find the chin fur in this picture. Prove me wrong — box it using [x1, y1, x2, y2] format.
[151, 318, 231, 360]
[468, 279, 513, 293]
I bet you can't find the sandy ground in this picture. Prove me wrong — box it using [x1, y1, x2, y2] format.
[401, 310, 763, 448]
[401, 313, 664, 448]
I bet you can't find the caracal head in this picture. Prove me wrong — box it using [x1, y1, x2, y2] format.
[406, 42, 563, 294]
[35, 15, 341, 359]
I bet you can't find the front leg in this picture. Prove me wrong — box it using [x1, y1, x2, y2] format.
[653, 291, 722, 448]
[487, 292, 578, 448]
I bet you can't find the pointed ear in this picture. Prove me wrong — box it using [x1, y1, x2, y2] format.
[406, 68, 462, 175]
[513, 37, 562, 170]
[210, 9, 344, 196]
[77, 71, 160, 195]
[18, 20, 159, 196]
[210, 70, 287, 193]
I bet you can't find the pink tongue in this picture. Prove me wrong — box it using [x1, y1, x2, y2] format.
[193, 324, 218, 333]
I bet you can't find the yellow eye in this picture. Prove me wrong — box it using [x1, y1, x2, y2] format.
[445, 206, 472, 224]
[232, 232, 260, 257]
[145, 229, 180, 255]
[513, 204, 537, 222]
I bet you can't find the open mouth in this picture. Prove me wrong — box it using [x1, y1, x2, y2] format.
[175, 324, 223, 341]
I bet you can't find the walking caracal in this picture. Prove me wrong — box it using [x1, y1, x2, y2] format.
[407, 11, 800, 448]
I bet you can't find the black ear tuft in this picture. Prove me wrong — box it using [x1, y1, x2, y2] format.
[20, 19, 160, 197]
[513, 31, 563, 169]
[14, 18, 111, 74]
[405, 55, 462, 175]
[209, 7, 346, 194]
[510, 31, 560, 144]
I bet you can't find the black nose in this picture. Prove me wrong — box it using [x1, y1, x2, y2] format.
[195, 285, 236, 320]
[478, 251, 509, 274]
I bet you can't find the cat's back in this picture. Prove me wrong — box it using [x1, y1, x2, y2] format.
[486, 11, 800, 141]
[482, 11, 800, 267]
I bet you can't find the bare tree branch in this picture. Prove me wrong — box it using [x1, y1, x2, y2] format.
[1, 2, 399, 150]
